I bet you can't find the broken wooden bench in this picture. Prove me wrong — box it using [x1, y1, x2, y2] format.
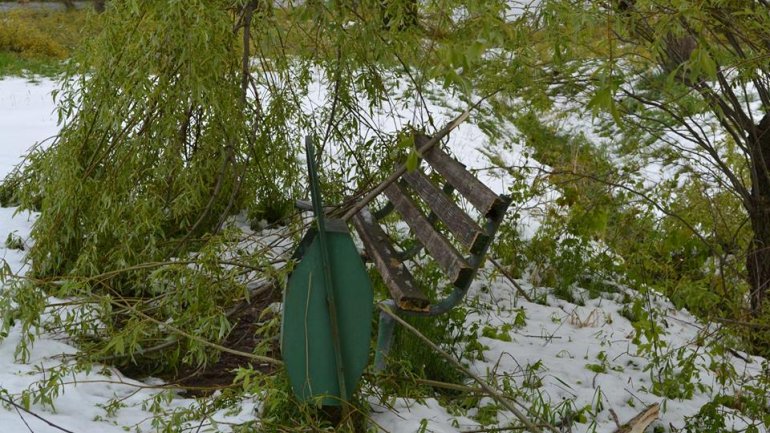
[350, 132, 511, 370]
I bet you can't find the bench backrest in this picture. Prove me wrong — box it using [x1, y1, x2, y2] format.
[352, 133, 511, 314]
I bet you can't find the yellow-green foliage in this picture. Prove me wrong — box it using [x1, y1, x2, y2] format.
[0, 9, 93, 59]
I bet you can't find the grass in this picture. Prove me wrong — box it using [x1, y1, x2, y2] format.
[0, 8, 98, 77]
[0, 51, 63, 77]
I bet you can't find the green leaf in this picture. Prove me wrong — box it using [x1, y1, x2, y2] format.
[698, 48, 717, 79]
[21, 391, 30, 411]
[585, 363, 607, 374]
[688, 46, 717, 80]
[406, 149, 420, 172]
[466, 42, 485, 61]
[587, 86, 612, 115]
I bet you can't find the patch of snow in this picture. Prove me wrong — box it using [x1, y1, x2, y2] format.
[0, 78, 59, 180]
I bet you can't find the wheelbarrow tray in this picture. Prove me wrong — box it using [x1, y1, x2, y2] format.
[281, 218, 373, 405]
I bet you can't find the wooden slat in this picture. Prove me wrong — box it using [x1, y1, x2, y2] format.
[397, 183, 455, 261]
[352, 209, 429, 312]
[415, 133, 509, 219]
[383, 182, 473, 286]
[402, 170, 489, 254]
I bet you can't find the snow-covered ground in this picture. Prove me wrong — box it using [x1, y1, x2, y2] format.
[0, 78, 58, 275]
[0, 77, 767, 433]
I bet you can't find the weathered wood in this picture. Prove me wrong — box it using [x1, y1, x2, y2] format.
[347, 126, 513, 316]
[416, 133, 509, 219]
[613, 403, 659, 433]
[383, 182, 473, 287]
[352, 209, 429, 312]
[397, 182, 455, 261]
[402, 170, 489, 253]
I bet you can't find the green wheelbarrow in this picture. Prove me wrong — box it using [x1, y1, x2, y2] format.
[281, 137, 374, 408]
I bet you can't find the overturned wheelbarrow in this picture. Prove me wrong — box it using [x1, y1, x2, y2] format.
[281, 137, 373, 407]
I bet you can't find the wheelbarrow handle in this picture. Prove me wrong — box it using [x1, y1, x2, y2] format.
[304, 136, 349, 407]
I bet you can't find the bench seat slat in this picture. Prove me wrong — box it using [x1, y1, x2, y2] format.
[416, 133, 509, 219]
[352, 209, 430, 312]
[402, 170, 489, 254]
[383, 183, 473, 287]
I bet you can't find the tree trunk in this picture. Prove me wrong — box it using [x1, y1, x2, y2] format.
[747, 114, 770, 315]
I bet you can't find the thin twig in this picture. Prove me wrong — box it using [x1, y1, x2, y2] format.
[369, 373, 487, 394]
[0, 395, 77, 433]
[460, 426, 538, 433]
[13, 403, 34, 433]
[715, 317, 770, 329]
[377, 304, 558, 433]
[489, 257, 532, 302]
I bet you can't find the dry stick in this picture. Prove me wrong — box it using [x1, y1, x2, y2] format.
[488, 257, 533, 303]
[612, 403, 659, 433]
[369, 373, 486, 394]
[341, 101, 483, 223]
[12, 402, 34, 433]
[0, 395, 77, 433]
[377, 304, 558, 433]
[460, 426, 541, 433]
[414, 378, 484, 394]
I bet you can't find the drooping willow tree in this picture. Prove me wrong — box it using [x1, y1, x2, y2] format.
[0, 0, 306, 370]
[26, 3, 271, 282]
[0, 0, 539, 372]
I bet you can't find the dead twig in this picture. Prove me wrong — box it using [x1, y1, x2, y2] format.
[0, 394, 77, 433]
[489, 257, 533, 302]
[378, 303, 559, 433]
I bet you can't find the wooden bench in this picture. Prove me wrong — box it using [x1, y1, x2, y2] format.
[350, 132, 511, 370]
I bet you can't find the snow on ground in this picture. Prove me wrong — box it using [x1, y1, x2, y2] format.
[0, 78, 58, 180]
[0, 78, 58, 275]
[367, 268, 767, 432]
[0, 77, 767, 433]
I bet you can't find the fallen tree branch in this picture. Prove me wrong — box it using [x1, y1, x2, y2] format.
[377, 303, 558, 433]
[107, 290, 283, 367]
[93, 281, 278, 363]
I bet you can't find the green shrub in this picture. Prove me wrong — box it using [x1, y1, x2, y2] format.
[4, 232, 24, 251]
[0, 11, 68, 58]
[0, 8, 99, 75]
